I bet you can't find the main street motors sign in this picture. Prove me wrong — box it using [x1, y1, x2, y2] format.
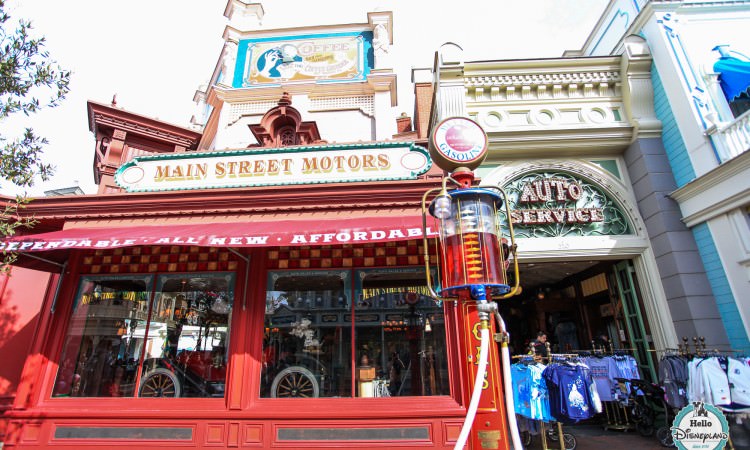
[115, 142, 431, 192]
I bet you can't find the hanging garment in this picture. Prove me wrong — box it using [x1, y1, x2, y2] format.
[583, 356, 619, 402]
[511, 361, 552, 421]
[511, 363, 533, 418]
[613, 355, 640, 380]
[689, 356, 750, 410]
[543, 362, 601, 422]
[658, 355, 688, 409]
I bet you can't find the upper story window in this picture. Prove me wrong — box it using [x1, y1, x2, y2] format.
[278, 127, 297, 146]
[728, 94, 750, 118]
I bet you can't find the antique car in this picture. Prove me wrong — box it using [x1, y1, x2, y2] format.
[265, 351, 329, 398]
[139, 346, 227, 398]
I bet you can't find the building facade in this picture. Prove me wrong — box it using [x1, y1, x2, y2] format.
[0, 5, 500, 449]
[1, 1, 747, 449]
[426, 34, 734, 385]
[573, 0, 750, 355]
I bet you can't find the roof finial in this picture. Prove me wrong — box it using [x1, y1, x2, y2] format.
[111, 94, 117, 107]
[278, 92, 292, 106]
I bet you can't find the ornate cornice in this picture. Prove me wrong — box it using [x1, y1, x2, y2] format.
[213, 80, 388, 104]
[482, 126, 634, 157]
[670, 150, 750, 226]
[465, 71, 621, 89]
[88, 101, 202, 149]
[92, 114, 198, 148]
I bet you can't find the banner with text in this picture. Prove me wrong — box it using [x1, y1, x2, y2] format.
[1, 216, 439, 253]
[115, 142, 431, 193]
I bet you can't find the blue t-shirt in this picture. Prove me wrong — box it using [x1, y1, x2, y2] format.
[543, 363, 597, 422]
[528, 363, 553, 421]
[583, 356, 618, 401]
[511, 364, 533, 418]
[511, 362, 552, 421]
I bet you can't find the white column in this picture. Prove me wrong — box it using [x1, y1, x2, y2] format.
[373, 90, 395, 140]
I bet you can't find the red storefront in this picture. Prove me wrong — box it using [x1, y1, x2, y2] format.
[0, 94, 519, 449]
[0, 6, 521, 448]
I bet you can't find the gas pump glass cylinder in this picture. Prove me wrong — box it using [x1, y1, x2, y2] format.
[429, 188, 510, 297]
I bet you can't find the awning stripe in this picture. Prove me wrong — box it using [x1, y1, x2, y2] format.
[2, 215, 440, 253]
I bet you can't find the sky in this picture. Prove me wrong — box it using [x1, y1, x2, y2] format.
[1, 0, 608, 197]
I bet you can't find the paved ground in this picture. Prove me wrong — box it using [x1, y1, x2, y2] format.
[522, 423, 663, 450]
[520, 420, 750, 450]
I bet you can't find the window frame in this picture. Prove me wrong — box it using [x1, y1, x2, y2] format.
[48, 270, 239, 409]
[260, 266, 452, 400]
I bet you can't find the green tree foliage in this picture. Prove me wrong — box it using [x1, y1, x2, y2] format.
[0, 0, 70, 269]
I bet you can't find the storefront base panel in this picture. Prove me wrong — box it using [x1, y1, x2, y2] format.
[3, 417, 466, 449]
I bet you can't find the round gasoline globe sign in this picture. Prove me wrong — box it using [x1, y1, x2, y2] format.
[429, 117, 488, 172]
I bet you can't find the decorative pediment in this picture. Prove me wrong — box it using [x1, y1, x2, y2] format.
[248, 92, 323, 147]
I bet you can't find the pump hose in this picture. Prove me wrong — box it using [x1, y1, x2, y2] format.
[454, 324, 490, 450]
[496, 310, 524, 450]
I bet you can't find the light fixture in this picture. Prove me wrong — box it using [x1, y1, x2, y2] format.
[423, 176, 519, 300]
[431, 191, 452, 219]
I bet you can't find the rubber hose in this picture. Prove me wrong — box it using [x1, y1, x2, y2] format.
[496, 310, 525, 450]
[454, 326, 490, 450]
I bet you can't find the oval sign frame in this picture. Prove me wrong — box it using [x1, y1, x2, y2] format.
[429, 116, 488, 172]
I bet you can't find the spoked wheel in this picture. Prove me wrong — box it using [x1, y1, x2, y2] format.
[271, 366, 319, 398]
[562, 433, 577, 450]
[657, 426, 676, 448]
[546, 429, 576, 449]
[139, 368, 181, 397]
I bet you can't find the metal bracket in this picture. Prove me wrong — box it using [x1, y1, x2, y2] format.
[494, 333, 509, 343]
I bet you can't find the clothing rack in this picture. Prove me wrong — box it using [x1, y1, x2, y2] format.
[538, 420, 568, 450]
[648, 347, 682, 355]
[510, 356, 569, 449]
[652, 345, 744, 450]
[649, 345, 742, 359]
[545, 352, 578, 359]
[571, 349, 639, 432]
[572, 347, 635, 357]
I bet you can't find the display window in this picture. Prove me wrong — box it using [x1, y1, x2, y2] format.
[261, 267, 448, 399]
[53, 272, 235, 399]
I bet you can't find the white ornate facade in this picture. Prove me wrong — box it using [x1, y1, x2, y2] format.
[193, 4, 397, 151]
[428, 30, 740, 362]
[577, 0, 750, 353]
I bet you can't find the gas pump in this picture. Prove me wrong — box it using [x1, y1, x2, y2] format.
[424, 117, 522, 450]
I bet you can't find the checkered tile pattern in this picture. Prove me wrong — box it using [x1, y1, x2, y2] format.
[77, 240, 437, 274]
[266, 240, 437, 269]
[79, 246, 239, 274]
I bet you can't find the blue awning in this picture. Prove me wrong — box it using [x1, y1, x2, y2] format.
[714, 56, 750, 101]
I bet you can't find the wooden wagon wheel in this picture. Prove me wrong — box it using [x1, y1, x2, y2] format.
[271, 366, 319, 398]
[139, 368, 181, 398]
